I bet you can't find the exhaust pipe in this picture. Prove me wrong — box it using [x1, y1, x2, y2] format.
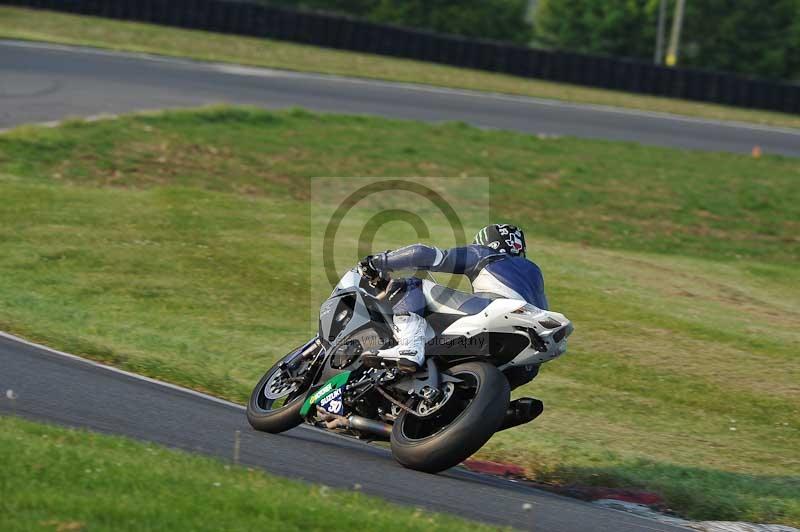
[348, 416, 392, 439]
[497, 397, 543, 431]
[318, 408, 392, 439]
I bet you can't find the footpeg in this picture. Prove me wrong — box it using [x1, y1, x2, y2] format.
[362, 353, 418, 373]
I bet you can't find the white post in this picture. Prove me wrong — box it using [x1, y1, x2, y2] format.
[654, 0, 668, 64]
[666, 0, 686, 66]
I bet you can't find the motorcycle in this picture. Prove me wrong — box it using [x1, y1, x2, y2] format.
[247, 264, 573, 473]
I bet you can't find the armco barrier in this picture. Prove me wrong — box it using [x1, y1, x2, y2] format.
[3, 0, 798, 114]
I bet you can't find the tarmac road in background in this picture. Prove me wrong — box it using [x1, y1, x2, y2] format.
[2, 40, 798, 157]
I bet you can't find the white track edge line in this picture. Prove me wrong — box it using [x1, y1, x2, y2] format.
[0, 330, 245, 411]
[0, 329, 359, 438]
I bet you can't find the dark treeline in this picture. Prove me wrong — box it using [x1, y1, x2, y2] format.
[533, 0, 800, 81]
[263, 0, 800, 81]
[262, 0, 533, 44]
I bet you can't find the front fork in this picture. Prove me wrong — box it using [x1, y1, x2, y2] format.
[278, 336, 323, 389]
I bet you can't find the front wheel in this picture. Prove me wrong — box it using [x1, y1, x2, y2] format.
[247, 344, 317, 434]
[390, 361, 510, 473]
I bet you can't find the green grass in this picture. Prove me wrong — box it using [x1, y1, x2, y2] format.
[2, 6, 800, 130]
[0, 107, 797, 525]
[0, 416, 497, 531]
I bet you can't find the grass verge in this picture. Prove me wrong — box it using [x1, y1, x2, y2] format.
[0, 6, 799, 130]
[0, 107, 797, 525]
[0, 416, 496, 531]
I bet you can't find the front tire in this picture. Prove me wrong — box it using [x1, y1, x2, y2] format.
[390, 361, 510, 473]
[247, 349, 313, 434]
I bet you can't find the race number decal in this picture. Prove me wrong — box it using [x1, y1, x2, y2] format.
[320, 388, 344, 415]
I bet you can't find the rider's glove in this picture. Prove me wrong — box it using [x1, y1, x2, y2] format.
[358, 255, 381, 281]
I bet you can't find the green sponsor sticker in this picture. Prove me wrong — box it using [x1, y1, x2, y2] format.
[299, 371, 351, 416]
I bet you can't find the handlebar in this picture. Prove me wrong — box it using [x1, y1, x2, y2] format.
[357, 263, 390, 287]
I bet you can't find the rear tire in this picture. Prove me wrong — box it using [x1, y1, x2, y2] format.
[390, 361, 510, 473]
[247, 351, 312, 434]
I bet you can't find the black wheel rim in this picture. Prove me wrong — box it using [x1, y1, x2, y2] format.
[253, 357, 310, 413]
[399, 370, 480, 441]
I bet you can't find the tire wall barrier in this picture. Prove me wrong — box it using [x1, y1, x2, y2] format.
[5, 0, 798, 114]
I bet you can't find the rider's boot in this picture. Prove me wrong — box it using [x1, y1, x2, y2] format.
[363, 313, 427, 373]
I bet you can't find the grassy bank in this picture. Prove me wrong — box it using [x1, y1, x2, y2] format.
[0, 107, 797, 525]
[1, 6, 799, 130]
[0, 416, 495, 531]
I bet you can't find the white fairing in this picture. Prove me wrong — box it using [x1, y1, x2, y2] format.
[440, 298, 574, 367]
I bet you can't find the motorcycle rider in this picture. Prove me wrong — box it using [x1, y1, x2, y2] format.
[360, 224, 548, 386]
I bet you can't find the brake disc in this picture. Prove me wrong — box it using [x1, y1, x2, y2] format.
[415, 382, 455, 417]
[263, 369, 298, 399]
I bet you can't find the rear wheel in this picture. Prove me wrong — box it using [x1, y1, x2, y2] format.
[247, 345, 317, 434]
[390, 361, 510, 473]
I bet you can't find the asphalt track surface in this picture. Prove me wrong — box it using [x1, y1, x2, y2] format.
[0, 333, 687, 531]
[2, 40, 799, 156]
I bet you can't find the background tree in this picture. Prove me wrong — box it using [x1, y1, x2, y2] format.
[533, 0, 800, 80]
[681, 0, 800, 79]
[532, 0, 658, 59]
[267, 0, 533, 44]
